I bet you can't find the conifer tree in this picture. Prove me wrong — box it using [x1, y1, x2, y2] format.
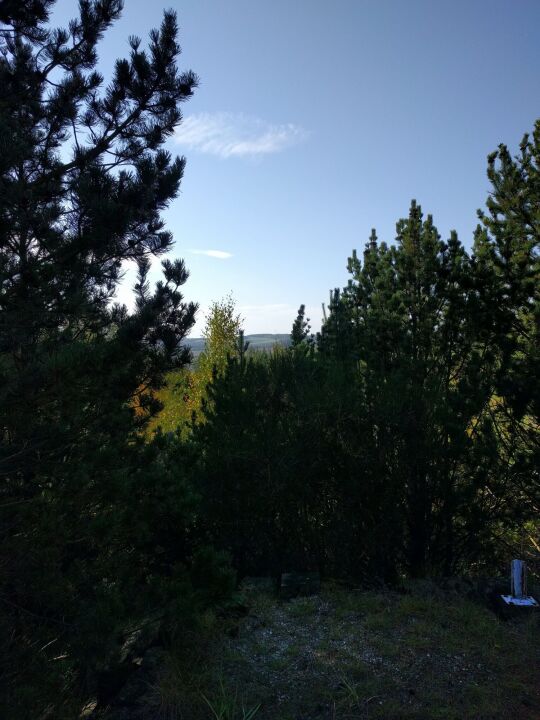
[317, 287, 356, 361]
[324, 203, 497, 575]
[470, 124, 540, 538]
[0, 0, 198, 469]
[291, 303, 313, 348]
[0, 2, 228, 713]
[476, 127, 539, 417]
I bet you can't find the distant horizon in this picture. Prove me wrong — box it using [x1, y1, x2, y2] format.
[184, 331, 292, 340]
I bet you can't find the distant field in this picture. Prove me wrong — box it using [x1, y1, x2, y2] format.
[184, 334, 292, 358]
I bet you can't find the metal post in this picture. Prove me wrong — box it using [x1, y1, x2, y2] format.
[511, 559, 526, 599]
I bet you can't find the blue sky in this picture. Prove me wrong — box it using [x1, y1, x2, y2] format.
[52, 0, 540, 334]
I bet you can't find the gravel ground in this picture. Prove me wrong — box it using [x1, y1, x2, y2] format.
[216, 586, 539, 720]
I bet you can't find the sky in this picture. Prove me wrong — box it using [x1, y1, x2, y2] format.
[51, 0, 540, 335]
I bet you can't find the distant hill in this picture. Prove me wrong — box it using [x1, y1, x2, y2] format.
[184, 334, 291, 358]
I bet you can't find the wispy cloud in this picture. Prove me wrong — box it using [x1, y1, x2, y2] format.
[190, 249, 233, 259]
[175, 112, 308, 158]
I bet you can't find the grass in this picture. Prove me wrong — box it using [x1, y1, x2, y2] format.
[149, 582, 539, 720]
[287, 596, 319, 618]
[201, 679, 261, 720]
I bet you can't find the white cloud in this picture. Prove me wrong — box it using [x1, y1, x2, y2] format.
[190, 249, 233, 259]
[175, 112, 308, 158]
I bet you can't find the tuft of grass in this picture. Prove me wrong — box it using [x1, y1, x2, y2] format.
[247, 591, 275, 623]
[201, 678, 261, 720]
[362, 608, 396, 632]
[285, 642, 302, 658]
[368, 635, 402, 659]
[335, 673, 385, 718]
[330, 589, 390, 617]
[152, 648, 210, 720]
[286, 597, 318, 618]
[266, 655, 290, 672]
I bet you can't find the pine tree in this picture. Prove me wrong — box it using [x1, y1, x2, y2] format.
[317, 287, 356, 361]
[471, 124, 540, 547]
[291, 303, 313, 348]
[330, 203, 498, 576]
[476, 128, 539, 417]
[0, 2, 227, 713]
[0, 0, 199, 468]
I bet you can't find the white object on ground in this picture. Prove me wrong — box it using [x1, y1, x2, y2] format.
[501, 595, 538, 607]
